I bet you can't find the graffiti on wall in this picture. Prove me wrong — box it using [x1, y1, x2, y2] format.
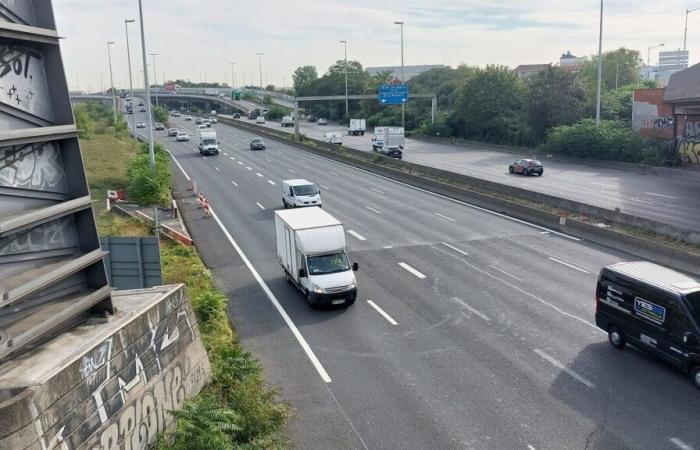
[673, 115, 700, 164]
[24, 288, 208, 450]
[632, 88, 674, 139]
[0, 42, 53, 123]
[0, 142, 67, 193]
[0, 216, 77, 257]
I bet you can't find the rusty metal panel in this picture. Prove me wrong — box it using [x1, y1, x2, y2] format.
[0, 0, 112, 361]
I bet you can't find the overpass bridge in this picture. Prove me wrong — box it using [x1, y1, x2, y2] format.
[71, 93, 254, 114]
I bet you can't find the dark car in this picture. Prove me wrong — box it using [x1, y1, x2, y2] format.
[379, 147, 402, 160]
[250, 138, 265, 150]
[307, 115, 317, 123]
[509, 158, 543, 176]
[233, 112, 241, 119]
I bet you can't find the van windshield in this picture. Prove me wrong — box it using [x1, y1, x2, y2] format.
[307, 252, 350, 275]
[686, 292, 700, 324]
[202, 138, 216, 145]
[293, 185, 318, 196]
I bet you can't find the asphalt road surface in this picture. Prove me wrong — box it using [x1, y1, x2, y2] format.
[127, 107, 700, 450]
[232, 115, 700, 233]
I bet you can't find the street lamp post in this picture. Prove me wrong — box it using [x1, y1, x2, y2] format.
[124, 19, 137, 139]
[149, 52, 158, 108]
[595, 0, 603, 128]
[394, 21, 405, 128]
[107, 41, 117, 123]
[229, 62, 235, 90]
[256, 53, 264, 113]
[647, 43, 665, 66]
[340, 40, 348, 120]
[684, 8, 700, 54]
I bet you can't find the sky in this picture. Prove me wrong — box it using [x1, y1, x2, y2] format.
[54, 0, 699, 92]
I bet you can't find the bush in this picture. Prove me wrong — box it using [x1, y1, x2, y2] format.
[153, 105, 169, 126]
[540, 119, 661, 163]
[126, 150, 171, 205]
[74, 104, 93, 139]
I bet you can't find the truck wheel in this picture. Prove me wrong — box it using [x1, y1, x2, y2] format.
[692, 366, 700, 390]
[608, 326, 626, 349]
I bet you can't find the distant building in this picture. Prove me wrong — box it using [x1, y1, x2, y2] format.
[559, 51, 587, 72]
[366, 64, 445, 82]
[640, 50, 689, 87]
[513, 64, 551, 79]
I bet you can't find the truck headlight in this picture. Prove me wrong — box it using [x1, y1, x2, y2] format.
[313, 285, 325, 294]
[349, 280, 357, 290]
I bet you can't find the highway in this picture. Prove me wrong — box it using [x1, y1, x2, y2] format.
[128, 107, 700, 450]
[234, 115, 700, 233]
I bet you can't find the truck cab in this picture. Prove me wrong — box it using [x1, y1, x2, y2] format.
[197, 129, 219, 155]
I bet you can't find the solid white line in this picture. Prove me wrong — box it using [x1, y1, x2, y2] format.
[256, 202, 265, 210]
[170, 155, 191, 181]
[214, 167, 220, 172]
[451, 297, 491, 322]
[208, 207, 332, 383]
[534, 349, 595, 389]
[256, 172, 264, 177]
[246, 166, 253, 171]
[320, 184, 330, 190]
[267, 180, 276, 185]
[548, 257, 591, 274]
[289, 169, 296, 173]
[398, 262, 426, 279]
[630, 197, 655, 205]
[371, 187, 384, 194]
[367, 300, 398, 326]
[434, 212, 456, 222]
[646, 192, 676, 199]
[366, 206, 382, 214]
[670, 437, 693, 450]
[347, 230, 367, 241]
[540, 231, 551, 234]
[489, 264, 522, 281]
[441, 242, 468, 256]
[231, 180, 238, 187]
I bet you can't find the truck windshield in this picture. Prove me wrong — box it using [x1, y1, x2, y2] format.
[307, 252, 350, 275]
[202, 139, 216, 145]
[293, 185, 318, 196]
[686, 292, 700, 324]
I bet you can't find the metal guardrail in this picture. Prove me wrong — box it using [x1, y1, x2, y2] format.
[0, 0, 112, 361]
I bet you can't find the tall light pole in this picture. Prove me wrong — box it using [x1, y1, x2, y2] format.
[394, 21, 405, 128]
[137, 1, 155, 172]
[256, 53, 264, 113]
[149, 52, 158, 108]
[107, 41, 117, 123]
[595, 1, 603, 128]
[229, 62, 235, 90]
[124, 19, 137, 139]
[647, 43, 665, 66]
[340, 40, 348, 119]
[684, 8, 700, 54]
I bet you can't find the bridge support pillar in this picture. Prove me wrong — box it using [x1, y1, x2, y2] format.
[294, 101, 300, 140]
[431, 96, 437, 125]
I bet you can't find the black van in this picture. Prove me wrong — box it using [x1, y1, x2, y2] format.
[595, 261, 700, 389]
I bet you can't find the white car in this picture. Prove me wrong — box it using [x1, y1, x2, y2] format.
[167, 128, 178, 137]
[197, 124, 207, 129]
[209, 117, 218, 124]
[324, 132, 342, 145]
[184, 115, 192, 121]
[136, 121, 146, 128]
[176, 132, 189, 141]
[256, 116, 266, 124]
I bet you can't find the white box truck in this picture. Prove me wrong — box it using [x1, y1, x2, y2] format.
[196, 128, 219, 155]
[348, 118, 366, 135]
[372, 126, 404, 151]
[281, 116, 294, 127]
[275, 207, 358, 307]
[204, 88, 219, 96]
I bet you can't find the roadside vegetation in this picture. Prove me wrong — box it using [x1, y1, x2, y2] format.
[78, 103, 290, 449]
[291, 48, 672, 165]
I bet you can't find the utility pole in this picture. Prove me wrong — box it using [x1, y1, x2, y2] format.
[340, 40, 348, 119]
[595, 0, 603, 128]
[394, 21, 405, 128]
[149, 53, 158, 108]
[124, 19, 137, 139]
[107, 41, 117, 123]
[229, 62, 235, 90]
[256, 53, 264, 114]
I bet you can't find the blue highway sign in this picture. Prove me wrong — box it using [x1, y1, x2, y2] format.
[379, 84, 408, 104]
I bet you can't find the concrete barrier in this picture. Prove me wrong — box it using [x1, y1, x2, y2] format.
[0, 284, 211, 450]
[219, 116, 700, 275]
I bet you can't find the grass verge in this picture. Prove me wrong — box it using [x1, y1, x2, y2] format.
[78, 102, 290, 449]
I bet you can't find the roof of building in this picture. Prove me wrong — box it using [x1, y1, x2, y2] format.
[663, 62, 700, 103]
[560, 51, 577, 59]
[514, 64, 551, 73]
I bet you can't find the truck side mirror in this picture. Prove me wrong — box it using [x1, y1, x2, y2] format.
[684, 332, 698, 345]
[352, 262, 359, 271]
[298, 268, 307, 278]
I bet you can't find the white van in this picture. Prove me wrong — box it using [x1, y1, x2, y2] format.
[324, 132, 342, 145]
[282, 179, 322, 208]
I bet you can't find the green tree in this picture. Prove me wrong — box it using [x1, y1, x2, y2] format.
[525, 66, 587, 141]
[451, 65, 530, 144]
[292, 65, 318, 94]
[152, 106, 169, 126]
[73, 104, 93, 139]
[126, 147, 171, 206]
[578, 47, 642, 92]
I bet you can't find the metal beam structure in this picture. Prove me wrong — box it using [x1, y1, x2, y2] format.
[292, 93, 437, 139]
[0, 0, 113, 361]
